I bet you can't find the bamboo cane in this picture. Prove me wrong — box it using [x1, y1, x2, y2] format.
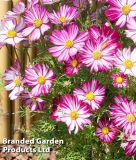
[25, 46, 34, 134]
[11, 0, 25, 140]
[0, 0, 12, 144]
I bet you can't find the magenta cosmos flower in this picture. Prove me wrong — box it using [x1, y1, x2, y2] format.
[50, 96, 63, 121]
[105, 0, 136, 27]
[73, 79, 106, 111]
[59, 94, 91, 134]
[110, 72, 128, 88]
[115, 48, 136, 77]
[96, 118, 118, 143]
[48, 5, 79, 25]
[0, 20, 24, 46]
[48, 24, 88, 62]
[110, 95, 136, 135]
[63, 54, 82, 76]
[22, 4, 50, 41]
[88, 24, 120, 43]
[3, 60, 24, 100]
[24, 63, 56, 96]
[126, 18, 136, 44]
[21, 91, 46, 111]
[121, 134, 136, 157]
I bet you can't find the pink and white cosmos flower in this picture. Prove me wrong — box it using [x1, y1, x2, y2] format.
[0, 20, 24, 46]
[80, 37, 117, 72]
[73, 79, 106, 111]
[121, 134, 136, 157]
[3, 60, 24, 100]
[59, 94, 91, 134]
[48, 24, 88, 62]
[115, 48, 136, 77]
[110, 72, 128, 88]
[105, 0, 136, 27]
[22, 4, 50, 41]
[24, 63, 56, 97]
[63, 54, 82, 76]
[96, 118, 118, 143]
[48, 5, 79, 25]
[4, 2, 26, 20]
[21, 91, 46, 111]
[110, 95, 136, 135]
[126, 18, 136, 44]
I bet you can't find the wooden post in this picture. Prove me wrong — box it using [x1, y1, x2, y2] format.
[0, 0, 11, 144]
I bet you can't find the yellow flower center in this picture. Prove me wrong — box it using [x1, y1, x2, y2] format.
[65, 40, 73, 48]
[71, 59, 78, 68]
[101, 41, 108, 49]
[116, 76, 123, 84]
[127, 114, 135, 122]
[121, 5, 131, 15]
[70, 111, 78, 120]
[92, 50, 102, 60]
[14, 77, 21, 87]
[101, 127, 109, 135]
[58, 16, 67, 23]
[33, 19, 42, 28]
[123, 59, 133, 69]
[7, 30, 17, 38]
[37, 76, 46, 84]
[86, 92, 94, 100]
[31, 97, 37, 102]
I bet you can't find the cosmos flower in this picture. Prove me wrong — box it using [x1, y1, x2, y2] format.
[96, 118, 118, 143]
[126, 18, 136, 44]
[22, 4, 50, 41]
[48, 5, 79, 25]
[109, 95, 136, 134]
[80, 36, 118, 72]
[48, 24, 88, 62]
[72, 0, 87, 11]
[0, 20, 24, 46]
[50, 96, 63, 121]
[21, 91, 46, 111]
[121, 134, 136, 157]
[73, 79, 106, 111]
[3, 60, 24, 100]
[115, 48, 136, 77]
[24, 63, 56, 97]
[4, 2, 26, 20]
[105, 0, 136, 27]
[88, 24, 120, 43]
[59, 94, 91, 134]
[63, 54, 82, 76]
[42, 0, 60, 4]
[110, 72, 128, 88]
